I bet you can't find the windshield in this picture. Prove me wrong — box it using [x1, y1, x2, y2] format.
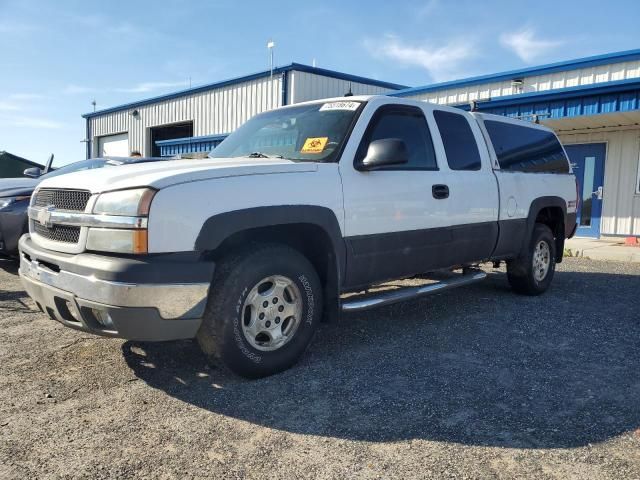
[210, 100, 363, 162]
[41, 159, 112, 180]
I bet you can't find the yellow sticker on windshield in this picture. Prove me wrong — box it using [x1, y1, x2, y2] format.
[301, 137, 328, 154]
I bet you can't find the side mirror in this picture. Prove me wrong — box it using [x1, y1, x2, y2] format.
[357, 138, 409, 171]
[23, 167, 42, 178]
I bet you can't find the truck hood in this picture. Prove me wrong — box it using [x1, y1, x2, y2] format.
[36, 157, 318, 193]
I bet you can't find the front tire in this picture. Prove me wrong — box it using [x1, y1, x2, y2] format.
[197, 244, 323, 378]
[507, 223, 556, 295]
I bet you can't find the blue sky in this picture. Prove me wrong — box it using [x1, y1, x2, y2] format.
[1, 0, 639, 166]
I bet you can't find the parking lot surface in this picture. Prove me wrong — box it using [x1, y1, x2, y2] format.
[1, 257, 639, 479]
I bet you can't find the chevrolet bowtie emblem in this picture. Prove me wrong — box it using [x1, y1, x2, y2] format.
[37, 205, 55, 228]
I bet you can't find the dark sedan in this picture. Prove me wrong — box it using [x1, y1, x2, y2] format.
[0, 156, 167, 256]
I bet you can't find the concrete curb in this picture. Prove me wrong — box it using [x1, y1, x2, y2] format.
[565, 238, 640, 263]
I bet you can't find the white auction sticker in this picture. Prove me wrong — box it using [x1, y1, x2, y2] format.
[319, 101, 360, 112]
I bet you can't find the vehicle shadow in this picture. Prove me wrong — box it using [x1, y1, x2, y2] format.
[123, 268, 640, 448]
[0, 256, 19, 275]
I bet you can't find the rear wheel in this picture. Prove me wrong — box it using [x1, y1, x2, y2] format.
[507, 223, 556, 295]
[197, 244, 322, 378]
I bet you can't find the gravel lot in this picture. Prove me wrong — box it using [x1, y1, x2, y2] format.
[1, 256, 639, 479]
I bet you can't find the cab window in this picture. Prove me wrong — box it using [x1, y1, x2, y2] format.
[484, 120, 570, 173]
[357, 105, 437, 170]
[433, 110, 482, 171]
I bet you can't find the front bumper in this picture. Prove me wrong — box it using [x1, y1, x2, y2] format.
[18, 235, 214, 341]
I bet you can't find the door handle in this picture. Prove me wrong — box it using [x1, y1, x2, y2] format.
[432, 184, 449, 199]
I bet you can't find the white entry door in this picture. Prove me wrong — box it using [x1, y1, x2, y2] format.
[98, 133, 129, 157]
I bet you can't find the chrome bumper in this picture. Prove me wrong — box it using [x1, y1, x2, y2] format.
[19, 253, 209, 320]
[18, 235, 213, 341]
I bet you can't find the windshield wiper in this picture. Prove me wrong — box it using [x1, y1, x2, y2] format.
[245, 152, 285, 159]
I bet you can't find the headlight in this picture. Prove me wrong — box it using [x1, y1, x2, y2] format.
[0, 195, 30, 209]
[93, 188, 155, 216]
[86, 188, 155, 254]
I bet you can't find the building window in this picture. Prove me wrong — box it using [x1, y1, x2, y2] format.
[150, 121, 194, 157]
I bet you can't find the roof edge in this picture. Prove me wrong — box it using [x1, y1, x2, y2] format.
[0, 150, 43, 168]
[82, 63, 407, 119]
[287, 63, 408, 90]
[453, 77, 640, 110]
[391, 48, 640, 98]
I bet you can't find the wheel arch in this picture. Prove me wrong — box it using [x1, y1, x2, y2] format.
[195, 206, 345, 321]
[523, 196, 567, 263]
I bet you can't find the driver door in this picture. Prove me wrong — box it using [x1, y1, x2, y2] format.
[339, 102, 450, 288]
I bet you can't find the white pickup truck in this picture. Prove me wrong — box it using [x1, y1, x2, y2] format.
[19, 96, 578, 378]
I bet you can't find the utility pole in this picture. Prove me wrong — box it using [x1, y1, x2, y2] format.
[267, 40, 275, 79]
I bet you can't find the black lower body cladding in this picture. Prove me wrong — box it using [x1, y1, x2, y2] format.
[344, 221, 499, 288]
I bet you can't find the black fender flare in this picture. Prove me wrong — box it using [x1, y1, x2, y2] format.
[521, 196, 568, 259]
[194, 206, 346, 318]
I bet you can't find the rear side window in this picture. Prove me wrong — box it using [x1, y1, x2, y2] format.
[433, 110, 482, 170]
[484, 120, 570, 173]
[358, 105, 437, 170]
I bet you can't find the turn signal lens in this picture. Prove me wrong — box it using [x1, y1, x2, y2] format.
[86, 228, 148, 254]
[132, 229, 148, 254]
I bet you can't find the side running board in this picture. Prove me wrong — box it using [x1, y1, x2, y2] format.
[341, 270, 487, 313]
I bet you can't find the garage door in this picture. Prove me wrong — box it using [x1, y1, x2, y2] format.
[98, 133, 129, 157]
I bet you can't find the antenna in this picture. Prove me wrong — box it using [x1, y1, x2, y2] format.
[267, 40, 275, 78]
[91, 99, 96, 112]
[345, 82, 353, 97]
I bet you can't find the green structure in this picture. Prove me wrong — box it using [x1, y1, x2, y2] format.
[0, 151, 43, 178]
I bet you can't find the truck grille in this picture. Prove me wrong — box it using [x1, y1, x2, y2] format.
[34, 189, 91, 212]
[33, 222, 81, 244]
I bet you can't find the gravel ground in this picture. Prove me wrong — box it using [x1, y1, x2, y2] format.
[1, 257, 639, 479]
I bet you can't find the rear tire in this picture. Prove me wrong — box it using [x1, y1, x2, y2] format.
[507, 223, 556, 296]
[197, 244, 323, 378]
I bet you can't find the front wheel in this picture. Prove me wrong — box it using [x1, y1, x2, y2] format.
[507, 223, 556, 295]
[197, 244, 323, 378]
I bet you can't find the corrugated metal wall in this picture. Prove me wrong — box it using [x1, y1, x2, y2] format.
[288, 71, 394, 103]
[559, 128, 640, 236]
[89, 75, 283, 156]
[403, 60, 640, 105]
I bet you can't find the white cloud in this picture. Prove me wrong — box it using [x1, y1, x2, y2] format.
[0, 101, 20, 111]
[500, 28, 563, 63]
[0, 116, 63, 129]
[115, 81, 188, 94]
[63, 84, 97, 95]
[417, 0, 439, 18]
[0, 93, 44, 111]
[0, 21, 35, 34]
[63, 80, 188, 96]
[364, 34, 475, 82]
[8, 93, 44, 101]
